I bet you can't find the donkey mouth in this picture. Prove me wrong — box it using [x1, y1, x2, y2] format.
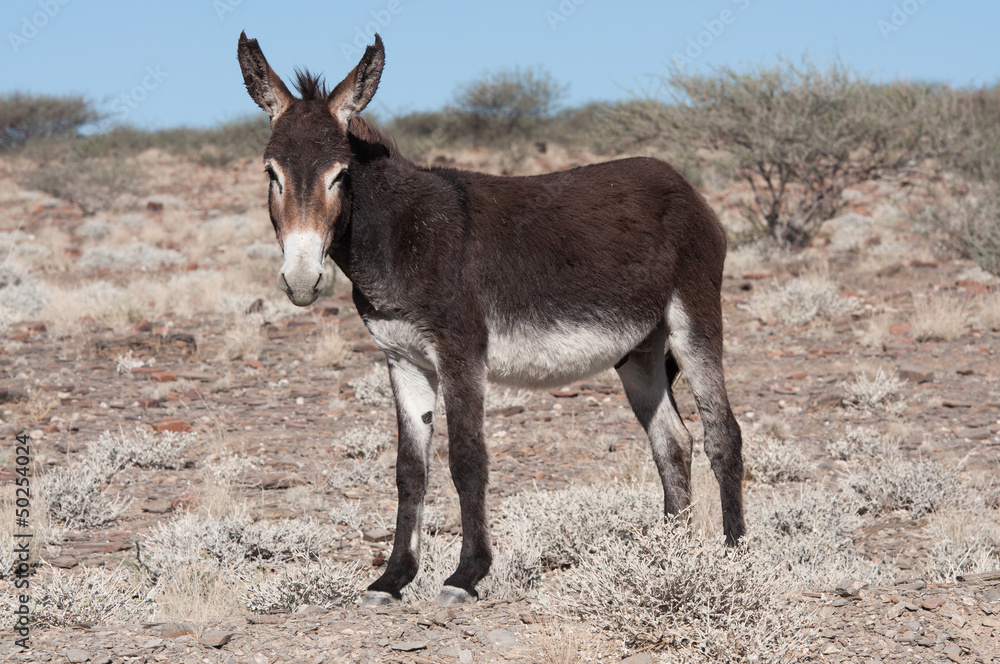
[279, 272, 324, 307]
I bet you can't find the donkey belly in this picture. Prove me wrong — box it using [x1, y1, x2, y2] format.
[486, 321, 649, 389]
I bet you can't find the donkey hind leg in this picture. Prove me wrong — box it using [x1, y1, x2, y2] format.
[362, 355, 438, 606]
[616, 323, 694, 517]
[667, 298, 745, 545]
[435, 361, 491, 606]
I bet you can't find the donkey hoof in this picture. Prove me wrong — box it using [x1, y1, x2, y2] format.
[435, 585, 476, 607]
[361, 590, 399, 607]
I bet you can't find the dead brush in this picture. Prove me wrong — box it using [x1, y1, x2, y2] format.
[313, 322, 349, 367]
[840, 366, 905, 411]
[546, 519, 808, 661]
[743, 269, 859, 326]
[743, 433, 813, 484]
[910, 293, 969, 341]
[220, 313, 265, 361]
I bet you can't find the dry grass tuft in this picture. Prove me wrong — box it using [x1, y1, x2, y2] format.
[910, 293, 968, 341]
[220, 314, 265, 361]
[975, 293, 1000, 331]
[845, 455, 962, 518]
[314, 322, 349, 367]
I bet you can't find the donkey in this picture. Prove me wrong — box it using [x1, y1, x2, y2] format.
[237, 32, 744, 607]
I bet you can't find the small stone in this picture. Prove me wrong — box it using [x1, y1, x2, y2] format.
[982, 616, 1000, 627]
[921, 597, 946, 610]
[831, 599, 847, 607]
[898, 363, 933, 383]
[150, 371, 177, 383]
[65, 651, 90, 663]
[943, 646, 962, 662]
[487, 629, 516, 649]
[200, 630, 235, 648]
[895, 580, 927, 591]
[48, 555, 79, 569]
[362, 527, 393, 542]
[621, 655, 654, 664]
[835, 579, 867, 598]
[549, 389, 579, 398]
[152, 419, 191, 433]
[950, 613, 967, 628]
[888, 601, 907, 618]
[390, 641, 428, 652]
[154, 622, 195, 638]
[141, 500, 173, 514]
[91, 656, 111, 664]
[459, 651, 473, 664]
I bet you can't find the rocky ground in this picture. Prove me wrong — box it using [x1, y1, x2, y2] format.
[0, 147, 999, 663]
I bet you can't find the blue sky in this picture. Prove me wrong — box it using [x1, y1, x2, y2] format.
[2, 0, 998, 129]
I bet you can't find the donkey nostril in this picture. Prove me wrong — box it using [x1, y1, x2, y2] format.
[313, 273, 324, 291]
[280, 273, 291, 292]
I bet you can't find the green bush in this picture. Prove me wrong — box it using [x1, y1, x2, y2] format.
[0, 93, 98, 149]
[449, 67, 567, 143]
[607, 58, 960, 248]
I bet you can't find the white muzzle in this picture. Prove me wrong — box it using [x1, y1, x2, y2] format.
[278, 231, 327, 306]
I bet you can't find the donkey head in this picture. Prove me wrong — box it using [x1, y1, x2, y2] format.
[237, 31, 384, 306]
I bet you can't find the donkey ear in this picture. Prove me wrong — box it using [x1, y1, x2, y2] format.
[237, 31, 295, 121]
[328, 33, 384, 124]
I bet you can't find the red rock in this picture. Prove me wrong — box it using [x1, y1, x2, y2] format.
[786, 372, 808, 380]
[133, 320, 153, 332]
[136, 398, 160, 409]
[531, 471, 546, 480]
[765, 350, 783, 359]
[246, 359, 263, 369]
[150, 371, 177, 383]
[152, 419, 191, 433]
[921, 597, 946, 610]
[44, 423, 60, 434]
[9, 331, 29, 341]
[550, 389, 579, 398]
[30, 323, 46, 333]
[170, 493, 200, 511]
[956, 279, 992, 294]
[183, 388, 203, 401]
[146, 200, 164, 212]
[48, 556, 78, 568]
[743, 273, 774, 280]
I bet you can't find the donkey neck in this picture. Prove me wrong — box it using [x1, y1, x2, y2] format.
[336, 151, 453, 312]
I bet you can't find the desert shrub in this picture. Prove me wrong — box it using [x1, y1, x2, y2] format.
[744, 272, 859, 326]
[922, 186, 1000, 277]
[335, 426, 390, 460]
[924, 510, 1000, 582]
[743, 434, 813, 484]
[25, 156, 141, 215]
[42, 429, 194, 528]
[221, 313, 265, 361]
[32, 565, 155, 627]
[549, 520, 807, 661]
[609, 58, 957, 248]
[78, 242, 186, 271]
[840, 367, 904, 411]
[348, 369, 393, 405]
[243, 561, 362, 613]
[846, 456, 961, 518]
[449, 67, 567, 143]
[0, 93, 98, 149]
[751, 487, 893, 589]
[826, 425, 898, 461]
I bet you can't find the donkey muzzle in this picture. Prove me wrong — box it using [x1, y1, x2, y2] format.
[278, 231, 327, 306]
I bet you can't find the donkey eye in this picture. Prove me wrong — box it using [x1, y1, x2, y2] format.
[264, 165, 282, 194]
[328, 169, 347, 190]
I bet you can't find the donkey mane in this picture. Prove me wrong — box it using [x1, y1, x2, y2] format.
[292, 69, 329, 101]
[347, 115, 400, 161]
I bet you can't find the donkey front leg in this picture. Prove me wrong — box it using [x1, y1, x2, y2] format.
[362, 355, 438, 606]
[436, 360, 491, 606]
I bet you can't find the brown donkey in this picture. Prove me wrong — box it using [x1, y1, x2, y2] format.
[237, 32, 744, 606]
